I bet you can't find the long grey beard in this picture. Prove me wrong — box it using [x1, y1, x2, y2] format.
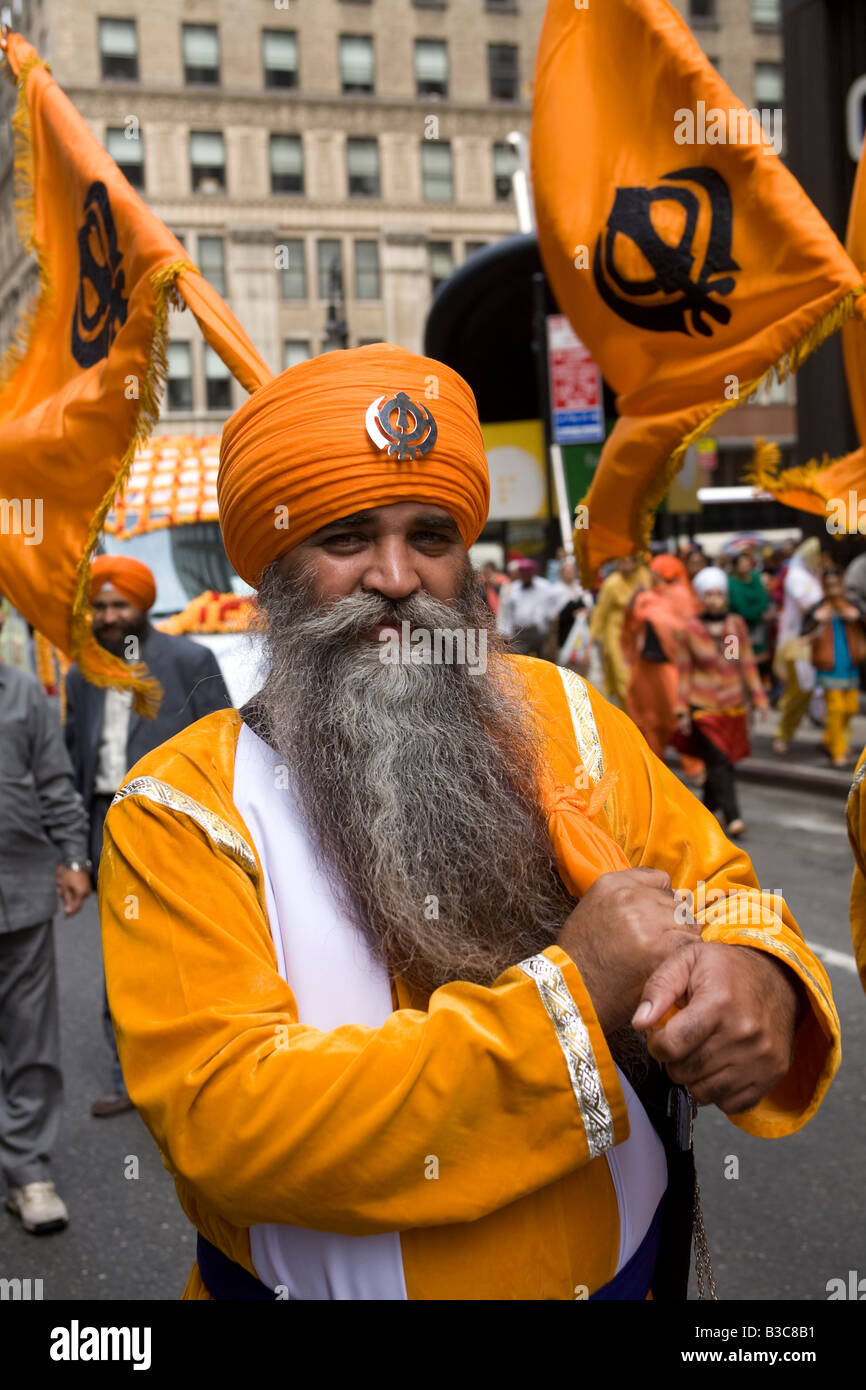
[249, 559, 577, 995]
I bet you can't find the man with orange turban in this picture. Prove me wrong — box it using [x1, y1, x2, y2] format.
[98, 344, 837, 1301]
[64, 553, 231, 1116]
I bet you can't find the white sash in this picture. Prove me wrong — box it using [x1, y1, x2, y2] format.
[235, 723, 407, 1300]
[233, 721, 666, 1297]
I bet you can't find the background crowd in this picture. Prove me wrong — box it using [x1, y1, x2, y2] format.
[480, 535, 866, 836]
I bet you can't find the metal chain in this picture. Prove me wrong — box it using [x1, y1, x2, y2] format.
[693, 1173, 718, 1300]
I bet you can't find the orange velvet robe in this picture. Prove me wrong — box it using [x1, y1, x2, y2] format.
[98, 657, 840, 1300]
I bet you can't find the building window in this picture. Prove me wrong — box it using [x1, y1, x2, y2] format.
[754, 61, 784, 107]
[688, 0, 717, 20]
[270, 134, 304, 194]
[485, 0, 518, 11]
[317, 239, 344, 300]
[278, 239, 307, 299]
[429, 242, 454, 293]
[346, 137, 380, 197]
[284, 340, 311, 370]
[751, 0, 780, 25]
[198, 236, 226, 296]
[415, 39, 448, 99]
[204, 345, 232, 411]
[354, 240, 380, 299]
[263, 29, 298, 89]
[339, 35, 374, 94]
[182, 24, 220, 85]
[747, 373, 792, 406]
[493, 141, 517, 201]
[421, 141, 453, 201]
[464, 240, 488, 259]
[166, 342, 193, 411]
[190, 131, 226, 194]
[488, 44, 519, 101]
[99, 17, 138, 81]
[106, 126, 144, 189]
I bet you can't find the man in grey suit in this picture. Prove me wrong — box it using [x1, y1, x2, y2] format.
[0, 604, 91, 1233]
[64, 555, 232, 1115]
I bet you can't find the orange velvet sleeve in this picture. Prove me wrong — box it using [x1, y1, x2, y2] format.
[98, 784, 628, 1236]
[584, 685, 841, 1138]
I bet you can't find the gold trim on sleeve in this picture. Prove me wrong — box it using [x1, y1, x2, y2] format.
[848, 759, 866, 801]
[557, 667, 604, 783]
[110, 775, 257, 877]
[518, 952, 615, 1159]
[723, 928, 838, 1028]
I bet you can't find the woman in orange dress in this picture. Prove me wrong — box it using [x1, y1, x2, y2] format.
[623, 555, 699, 760]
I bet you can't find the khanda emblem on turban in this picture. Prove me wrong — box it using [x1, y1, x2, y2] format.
[592, 167, 739, 337]
[365, 391, 438, 461]
[71, 180, 129, 368]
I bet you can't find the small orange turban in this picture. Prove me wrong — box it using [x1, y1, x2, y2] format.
[217, 343, 490, 588]
[90, 555, 156, 612]
[650, 554, 689, 584]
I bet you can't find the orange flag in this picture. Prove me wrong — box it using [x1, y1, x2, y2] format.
[0, 33, 273, 712]
[747, 132, 866, 535]
[532, 0, 866, 582]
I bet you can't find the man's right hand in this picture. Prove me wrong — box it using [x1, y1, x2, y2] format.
[557, 867, 699, 1033]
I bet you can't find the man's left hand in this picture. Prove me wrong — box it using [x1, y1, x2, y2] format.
[57, 866, 92, 918]
[631, 941, 800, 1115]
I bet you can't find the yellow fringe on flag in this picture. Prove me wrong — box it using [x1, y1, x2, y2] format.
[577, 287, 866, 579]
[635, 287, 866, 554]
[744, 436, 845, 526]
[0, 49, 54, 396]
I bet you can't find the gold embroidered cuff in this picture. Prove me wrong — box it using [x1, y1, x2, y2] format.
[111, 775, 257, 877]
[518, 952, 615, 1159]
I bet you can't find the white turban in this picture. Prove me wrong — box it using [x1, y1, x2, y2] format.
[692, 566, 729, 599]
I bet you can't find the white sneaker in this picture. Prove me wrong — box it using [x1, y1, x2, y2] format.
[5, 1180, 69, 1233]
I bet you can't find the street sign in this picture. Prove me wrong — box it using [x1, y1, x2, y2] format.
[546, 314, 605, 445]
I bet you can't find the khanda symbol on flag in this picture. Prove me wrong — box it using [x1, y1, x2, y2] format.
[70, 180, 129, 368]
[532, 0, 866, 583]
[593, 167, 740, 337]
[0, 30, 274, 713]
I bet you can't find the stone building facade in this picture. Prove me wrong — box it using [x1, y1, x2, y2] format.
[0, 0, 791, 462]
[0, 0, 547, 432]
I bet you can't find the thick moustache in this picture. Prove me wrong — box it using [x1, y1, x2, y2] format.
[556, 866, 799, 1117]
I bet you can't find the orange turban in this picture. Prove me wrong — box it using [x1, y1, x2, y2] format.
[650, 555, 689, 584]
[217, 343, 490, 588]
[89, 555, 156, 612]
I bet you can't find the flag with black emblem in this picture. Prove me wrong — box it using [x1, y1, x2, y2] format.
[532, 0, 866, 581]
[747, 132, 866, 534]
[0, 32, 272, 710]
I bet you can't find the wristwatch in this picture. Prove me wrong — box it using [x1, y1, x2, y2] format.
[62, 858, 93, 874]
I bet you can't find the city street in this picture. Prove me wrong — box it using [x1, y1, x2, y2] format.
[2, 774, 862, 1303]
